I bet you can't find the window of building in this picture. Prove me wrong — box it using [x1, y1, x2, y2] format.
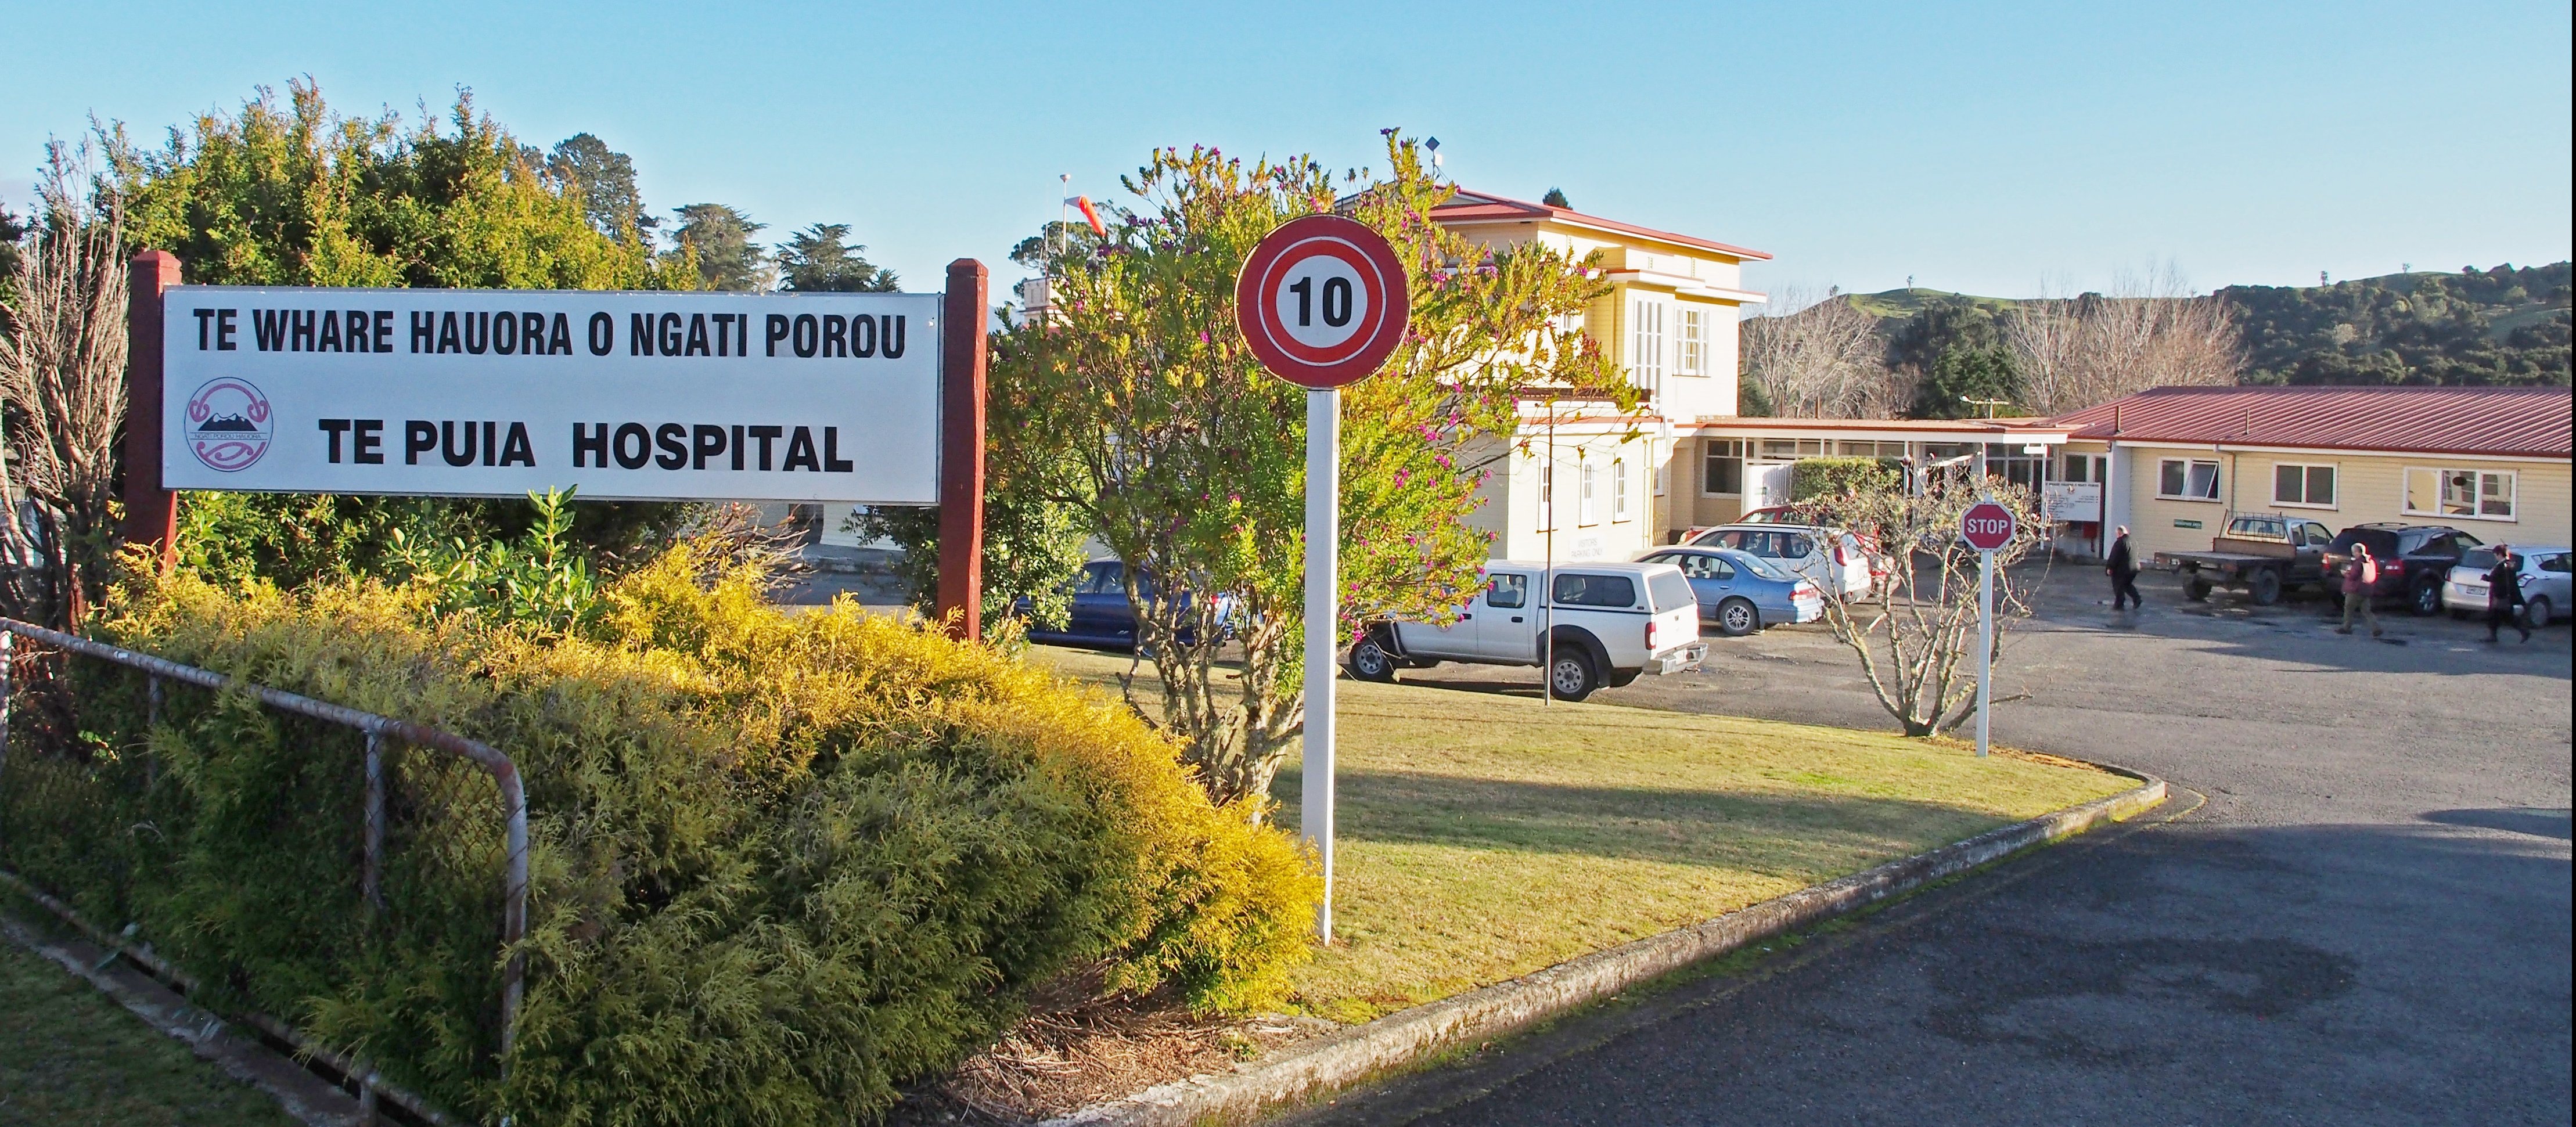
[1676, 308, 1707, 376]
[1756, 438, 1827, 460]
[2157, 458, 2220, 501]
[1538, 460, 1555, 530]
[1579, 461, 1599, 525]
[2405, 467, 2516, 520]
[2272, 463, 2337, 508]
[1702, 440, 1744, 495]
[1836, 440, 1905, 458]
[1629, 297, 1665, 398]
[1613, 458, 1631, 521]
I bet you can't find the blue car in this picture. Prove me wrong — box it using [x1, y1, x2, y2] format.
[1635, 546, 1824, 636]
[1017, 560, 1232, 649]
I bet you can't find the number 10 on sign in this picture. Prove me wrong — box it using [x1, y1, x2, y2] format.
[1235, 215, 1411, 944]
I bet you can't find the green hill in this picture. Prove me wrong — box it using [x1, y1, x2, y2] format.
[1837, 262, 2570, 388]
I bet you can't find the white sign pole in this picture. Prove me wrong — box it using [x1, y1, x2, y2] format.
[1302, 387, 1340, 944]
[1976, 545, 1994, 759]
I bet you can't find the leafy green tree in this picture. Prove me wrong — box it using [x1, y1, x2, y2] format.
[666, 203, 771, 291]
[1914, 341, 2023, 418]
[987, 135, 1620, 812]
[102, 80, 700, 588]
[1008, 219, 1104, 271]
[0, 205, 28, 305]
[775, 223, 898, 292]
[545, 132, 654, 239]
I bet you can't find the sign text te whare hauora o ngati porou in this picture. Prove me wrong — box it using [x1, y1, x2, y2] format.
[161, 287, 942, 503]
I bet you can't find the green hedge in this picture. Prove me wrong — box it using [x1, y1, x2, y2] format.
[1, 542, 1316, 1124]
[1790, 456, 1903, 502]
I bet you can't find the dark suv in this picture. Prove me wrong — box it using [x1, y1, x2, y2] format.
[2323, 523, 2485, 616]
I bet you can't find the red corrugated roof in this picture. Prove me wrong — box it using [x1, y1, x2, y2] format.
[2051, 386, 2572, 459]
[1429, 189, 1773, 261]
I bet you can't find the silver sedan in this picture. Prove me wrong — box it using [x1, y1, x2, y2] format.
[2442, 545, 2573, 627]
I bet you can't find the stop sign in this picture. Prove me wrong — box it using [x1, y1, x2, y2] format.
[1235, 215, 1411, 388]
[1960, 501, 2018, 552]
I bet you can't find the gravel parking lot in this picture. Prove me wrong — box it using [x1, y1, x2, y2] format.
[1290, 564, 2573, 1126]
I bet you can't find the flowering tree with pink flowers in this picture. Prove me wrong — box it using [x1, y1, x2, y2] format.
[992, 134, 1624, 813]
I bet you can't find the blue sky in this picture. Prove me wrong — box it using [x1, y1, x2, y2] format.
[5, 1, 2567, 300]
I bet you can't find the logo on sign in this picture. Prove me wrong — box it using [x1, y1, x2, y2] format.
[185, 377, 273, 473]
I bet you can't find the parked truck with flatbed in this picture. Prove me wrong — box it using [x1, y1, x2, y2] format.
[2153, 513, 2338, 606]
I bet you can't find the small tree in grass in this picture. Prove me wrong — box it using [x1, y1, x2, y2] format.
[1817, 483, 2045, 737]
[995, 134, 1620, 812]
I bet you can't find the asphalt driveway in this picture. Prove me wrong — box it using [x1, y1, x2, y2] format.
[1282, 566, 2572, 1126]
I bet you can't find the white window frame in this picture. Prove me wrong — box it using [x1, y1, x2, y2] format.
[2157, 458, 2222, 502]
[2405, 466, 2519, 522]
[1579, 460, 1599, 526]
[1538, 459, 1555, 531]
[2271, 462, 2338, 509]
[1676, 307, 1707, 376]
[1613, 457, 1632, 521]
[1629, 296, 1666, 399]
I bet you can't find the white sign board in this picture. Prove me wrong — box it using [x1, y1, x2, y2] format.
[162, 287, 942, 503]
[2043, 480, 2103, 522]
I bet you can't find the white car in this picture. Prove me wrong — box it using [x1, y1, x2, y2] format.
[1686, 523, 1875, 599]
[1345, 560, 1707, 701]
[2441, 545, 2571, 627]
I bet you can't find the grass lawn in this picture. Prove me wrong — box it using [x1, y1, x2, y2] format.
[0, 912, 297, 1126]
[1029, 646, 2133, 1024]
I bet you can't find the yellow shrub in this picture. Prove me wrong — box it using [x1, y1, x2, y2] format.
[19, 542, 1319, 1125]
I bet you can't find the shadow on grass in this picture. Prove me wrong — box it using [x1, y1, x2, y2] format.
[1275, 767, 2025, 875]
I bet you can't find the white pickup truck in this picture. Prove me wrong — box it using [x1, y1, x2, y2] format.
[1345, 560, 1707, 701]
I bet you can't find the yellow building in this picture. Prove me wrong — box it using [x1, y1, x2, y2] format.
[2045, 386, 2573, 562]
[1430, 189, 1772, 560]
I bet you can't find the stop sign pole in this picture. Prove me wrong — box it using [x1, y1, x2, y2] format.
[1959, 498, 2019, 758]
[1237, 214, 1411, 944]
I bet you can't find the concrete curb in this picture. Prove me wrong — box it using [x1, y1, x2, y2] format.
[1043, 769, 2168, 1127]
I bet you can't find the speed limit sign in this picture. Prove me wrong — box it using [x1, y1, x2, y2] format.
[1235, 214, 1411, 388]
[1235, 213, 1411, 946]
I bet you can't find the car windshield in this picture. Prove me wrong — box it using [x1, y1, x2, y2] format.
[2460, 549, 2499, 570]
[1733, 553, 1791, 581]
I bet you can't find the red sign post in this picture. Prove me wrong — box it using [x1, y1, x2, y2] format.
[1959, 499, 2019, 757]
[1235, 215, 1409, 944]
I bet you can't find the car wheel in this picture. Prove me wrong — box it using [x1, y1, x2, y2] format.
[2249, 568, 2283, 606]
[1547, 649, 1599, 701]
[2410, 580, 2442, 617]
[2183, 577, 2211, 602]
[1346, 636, 1398, 683]
[2525, 596, 2553, 629]
[1714, 597, 1760, 637]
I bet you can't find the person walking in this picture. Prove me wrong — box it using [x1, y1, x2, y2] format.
[2485, 543, 2532, 643]
[2337, 542, 2382, 636]
[2107, 525, 2143, 611]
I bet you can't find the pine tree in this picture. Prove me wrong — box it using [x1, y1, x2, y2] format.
[665, 203, 771, 291]
[775, 223, 898, 291]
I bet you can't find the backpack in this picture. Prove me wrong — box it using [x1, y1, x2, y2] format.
[2357, 557, 2378, 585]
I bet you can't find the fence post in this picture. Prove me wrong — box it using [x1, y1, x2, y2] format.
[362, 730, 385, 913]
[121, 251, 183, 574]
[934, 259, 988, 642]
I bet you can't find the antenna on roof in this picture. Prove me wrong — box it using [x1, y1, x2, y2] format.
[1424, 136, 1442, 170]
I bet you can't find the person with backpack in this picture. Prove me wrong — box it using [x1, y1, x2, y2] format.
[2486, 544, 2532, 643]
[2337, 543, 2381, 637]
